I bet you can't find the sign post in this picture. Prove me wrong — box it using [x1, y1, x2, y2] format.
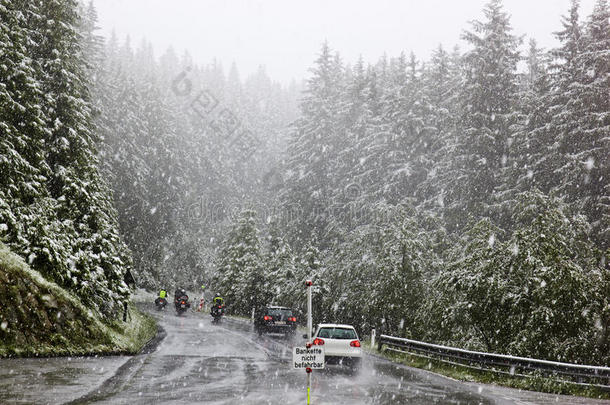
[305, 280, 314, 404]
[306, 280, 312, 342]
[293, 343, 324, 404]
[293, 346, 325, 369]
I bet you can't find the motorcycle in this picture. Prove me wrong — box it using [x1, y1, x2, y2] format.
[211, 304, 224, 324]
[175, 295, 190, 316]
[154, 297, 167, 311]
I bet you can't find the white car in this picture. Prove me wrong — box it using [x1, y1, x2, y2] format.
[311, 323, 362, 368]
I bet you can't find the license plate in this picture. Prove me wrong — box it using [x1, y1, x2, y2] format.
[181, 304, 186, 308]
[275, 321, 286, 325]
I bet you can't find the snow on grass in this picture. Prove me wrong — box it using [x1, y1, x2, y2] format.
[0, 242, 156, 356]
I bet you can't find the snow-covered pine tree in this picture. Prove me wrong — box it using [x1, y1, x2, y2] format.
[542, 0, 610, 249]
[93, 36, 193, 289]
[323, 222, 382, 333]
[333, 59, 388, 232]
[573, 0, 609, 248]
[322, 203, 441, 338]
[77, 1, 104, 84]
[282, 42, 346, 247]
[386, 53, 431, 204]
[298, 237, 330, 325]
[454, 0, 521, 232]
[333, 57, 368, 216]
[31, 0, 130, 316]
[0, 0, 131, 317]
[417, 45, 462, 214]
[511, 39, 553, 195]
[0, 0, 54, 263]
[544, 0, 585, 197]
[264, 220, 297, 306]
[368, 204, 433, 339]
[213, 209, 266, 316]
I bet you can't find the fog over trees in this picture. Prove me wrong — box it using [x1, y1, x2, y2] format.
[1, 0, 608, 364]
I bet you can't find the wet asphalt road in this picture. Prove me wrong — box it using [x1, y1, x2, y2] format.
[1, 305, 609, 405]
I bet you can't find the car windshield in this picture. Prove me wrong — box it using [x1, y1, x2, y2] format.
[317, 327, 357, 340]
[267, 308, 292, 318]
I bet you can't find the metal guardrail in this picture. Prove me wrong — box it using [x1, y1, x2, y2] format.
[378, 334, 610, 388]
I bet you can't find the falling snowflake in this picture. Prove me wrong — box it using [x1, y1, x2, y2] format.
[584, 157, 595, 171]
[437, 194, 444, 207]
[488, 234, 495, 247]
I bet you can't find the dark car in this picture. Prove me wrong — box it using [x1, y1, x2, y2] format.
[255, 306, 297, 335]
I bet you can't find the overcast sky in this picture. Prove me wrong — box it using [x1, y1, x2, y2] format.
[92, 0, 598, 85]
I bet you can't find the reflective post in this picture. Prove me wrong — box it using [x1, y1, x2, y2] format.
[305, 279, 313, 404]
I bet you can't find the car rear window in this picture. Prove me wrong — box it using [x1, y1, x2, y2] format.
[317, 327, 357, 340]
[267, 308, 293, 318]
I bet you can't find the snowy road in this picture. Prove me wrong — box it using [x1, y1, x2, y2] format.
[1, 305, 608, 405]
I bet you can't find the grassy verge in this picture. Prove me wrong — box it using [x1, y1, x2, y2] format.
[104, 303, 158, 354]
[0, 242, 157, 357]
[364, 343, 610, 400]
[227, 314, 253, 323]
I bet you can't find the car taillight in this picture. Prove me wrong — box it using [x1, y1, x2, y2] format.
[288, 317, 296, 322]
[313, 338, 325, 346]
[263, 315, 272, 321]
[350, 340, 361, 347]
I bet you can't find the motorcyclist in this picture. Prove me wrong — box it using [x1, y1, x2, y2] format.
[212, 293, 224, 306]
[174, 288, 190, 307]
[211, 293, 224, 315]
[175, 287, 187, 300]
[155, 288, 168, 306]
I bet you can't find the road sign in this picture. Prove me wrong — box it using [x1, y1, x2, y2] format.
[293, 346, 325, 369]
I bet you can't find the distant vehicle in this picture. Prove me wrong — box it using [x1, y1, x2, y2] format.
[255, 306, 297, 336]
[310, 324, 362, 369]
